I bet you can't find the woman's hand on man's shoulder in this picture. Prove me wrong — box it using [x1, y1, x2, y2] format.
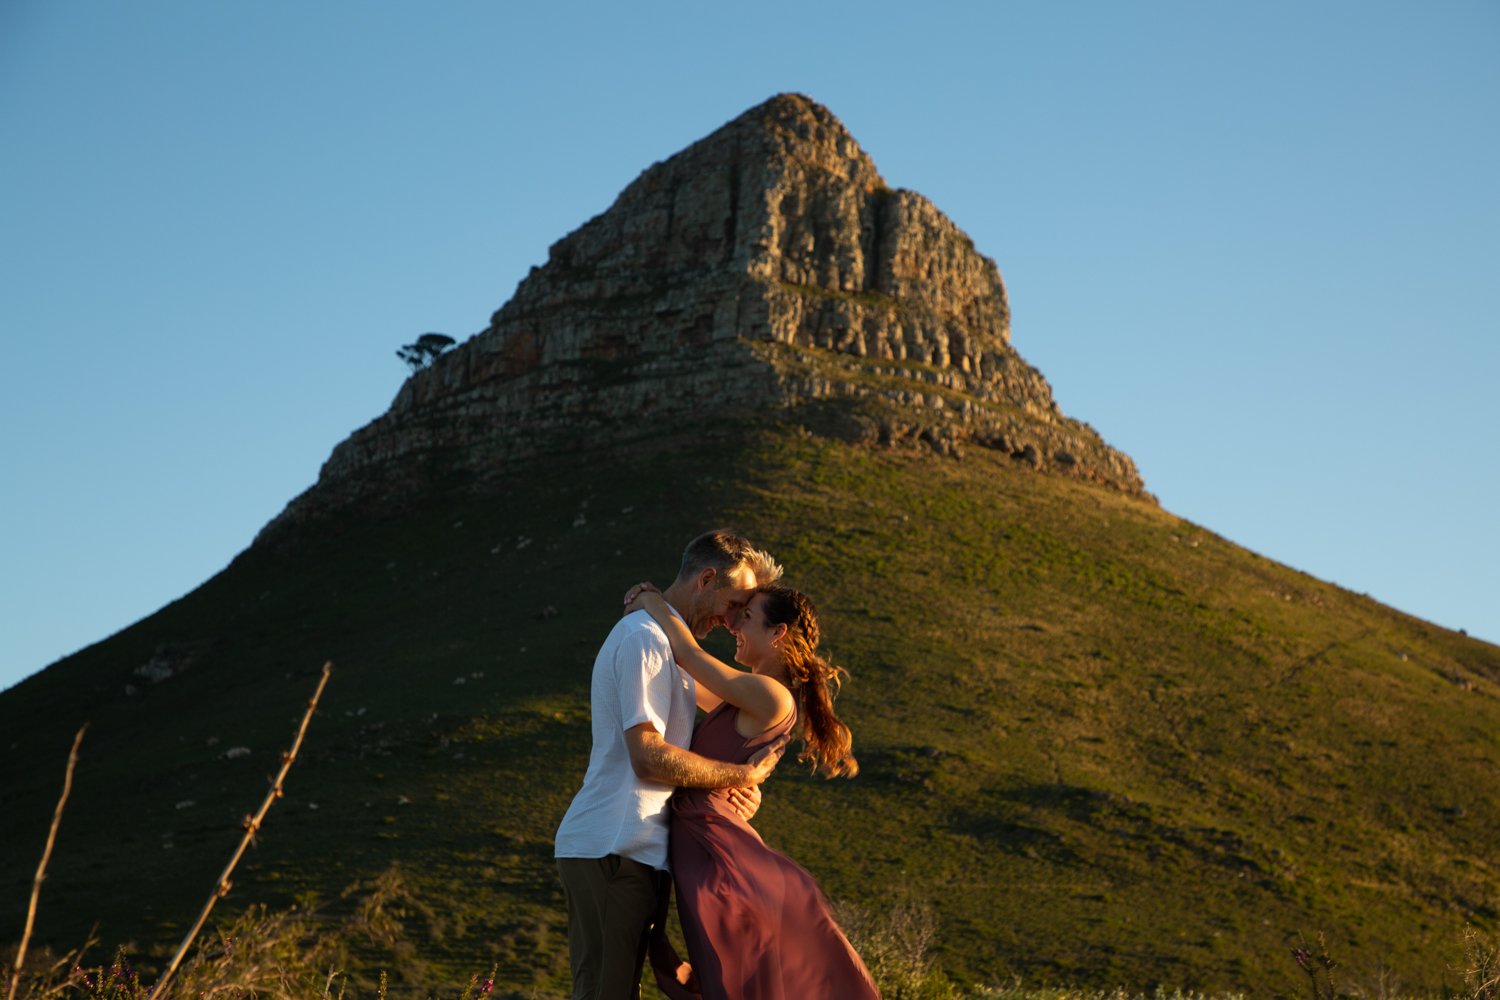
[622, 580, 662, 614]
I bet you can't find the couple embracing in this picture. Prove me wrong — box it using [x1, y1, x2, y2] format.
[554, 530, 880, 999]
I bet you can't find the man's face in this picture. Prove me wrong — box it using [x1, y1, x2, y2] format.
[691, 564, 757, 639]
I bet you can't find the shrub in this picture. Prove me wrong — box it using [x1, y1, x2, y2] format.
[833, 896, 959, 1000]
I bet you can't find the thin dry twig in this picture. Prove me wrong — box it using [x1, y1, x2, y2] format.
[5, 723, 87, 1000]
[1291, 931, 1339, 1000]
[148, 662, 332, 1000]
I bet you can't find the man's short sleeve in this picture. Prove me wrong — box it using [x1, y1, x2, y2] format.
[613, 627, 674, 734]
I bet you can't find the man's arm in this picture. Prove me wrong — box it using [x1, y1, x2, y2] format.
[624, 723, 779, 789]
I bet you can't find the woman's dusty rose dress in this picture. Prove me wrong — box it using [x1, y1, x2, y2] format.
[664, 703, 880, 999]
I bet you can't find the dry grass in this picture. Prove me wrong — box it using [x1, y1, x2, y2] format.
[1456, 925, 1500, 1000]
[6, 896, 1498, 999]
[833, 896, 955, 999]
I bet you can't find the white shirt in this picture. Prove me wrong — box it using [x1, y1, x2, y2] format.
[554, 607, 697, 870]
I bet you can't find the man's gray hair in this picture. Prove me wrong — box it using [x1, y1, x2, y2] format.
[676, 529, 783, 587]
[743, 546, 783, 587]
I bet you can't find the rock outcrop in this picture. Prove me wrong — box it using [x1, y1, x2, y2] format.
[263, 94, 1147, 536]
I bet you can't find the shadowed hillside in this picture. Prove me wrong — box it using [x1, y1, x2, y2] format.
[3, 97, 1497, 997]
[4, 428, 1496, 995]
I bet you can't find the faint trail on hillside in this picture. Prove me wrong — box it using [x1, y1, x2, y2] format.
[1275, 629, 1373, 687]
[1142, 684, 1211, 796]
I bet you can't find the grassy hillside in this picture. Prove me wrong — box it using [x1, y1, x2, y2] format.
[3, 422, 1497, 997]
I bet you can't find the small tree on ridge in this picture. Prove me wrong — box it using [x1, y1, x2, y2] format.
[396, 333, 456, 373]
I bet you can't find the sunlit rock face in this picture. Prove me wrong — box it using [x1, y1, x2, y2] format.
[263, 94, 1146, 536]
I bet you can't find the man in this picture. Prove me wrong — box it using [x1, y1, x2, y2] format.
[554, 529, 784, 1000]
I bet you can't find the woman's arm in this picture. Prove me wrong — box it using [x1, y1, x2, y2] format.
[627, 591, 794, 731]
[623, 584, 721, 712]
[694, 680, 723, 714]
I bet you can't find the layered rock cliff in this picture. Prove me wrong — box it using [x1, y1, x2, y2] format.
[263, 94, 1147, 536]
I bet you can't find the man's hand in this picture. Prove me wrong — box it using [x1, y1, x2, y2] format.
[741, 742, 783, 786]
[724, 784, 762, 822]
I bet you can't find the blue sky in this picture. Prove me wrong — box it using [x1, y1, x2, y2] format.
[3, 1, 1496, 691]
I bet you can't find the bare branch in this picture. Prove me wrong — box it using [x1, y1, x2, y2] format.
[5, 723, 87, 1000]
[148, 663, 333, 1000]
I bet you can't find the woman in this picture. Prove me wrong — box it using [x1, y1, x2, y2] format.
[622, 582, 880, 1000]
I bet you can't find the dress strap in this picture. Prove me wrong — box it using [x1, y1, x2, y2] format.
[745, 708, 797, 749]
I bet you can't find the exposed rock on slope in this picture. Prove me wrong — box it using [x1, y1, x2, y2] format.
[264, 94, 1146, 536]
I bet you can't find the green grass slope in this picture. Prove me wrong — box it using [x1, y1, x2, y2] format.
[3, 424, 1497, 996]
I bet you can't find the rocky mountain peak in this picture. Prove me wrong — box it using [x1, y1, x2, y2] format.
[261, 95, 1146, 538]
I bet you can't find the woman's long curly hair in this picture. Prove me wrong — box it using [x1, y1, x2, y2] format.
[757, 585, 858, 779]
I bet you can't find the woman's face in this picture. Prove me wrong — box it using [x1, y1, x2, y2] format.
[732, 593, 785, 670]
